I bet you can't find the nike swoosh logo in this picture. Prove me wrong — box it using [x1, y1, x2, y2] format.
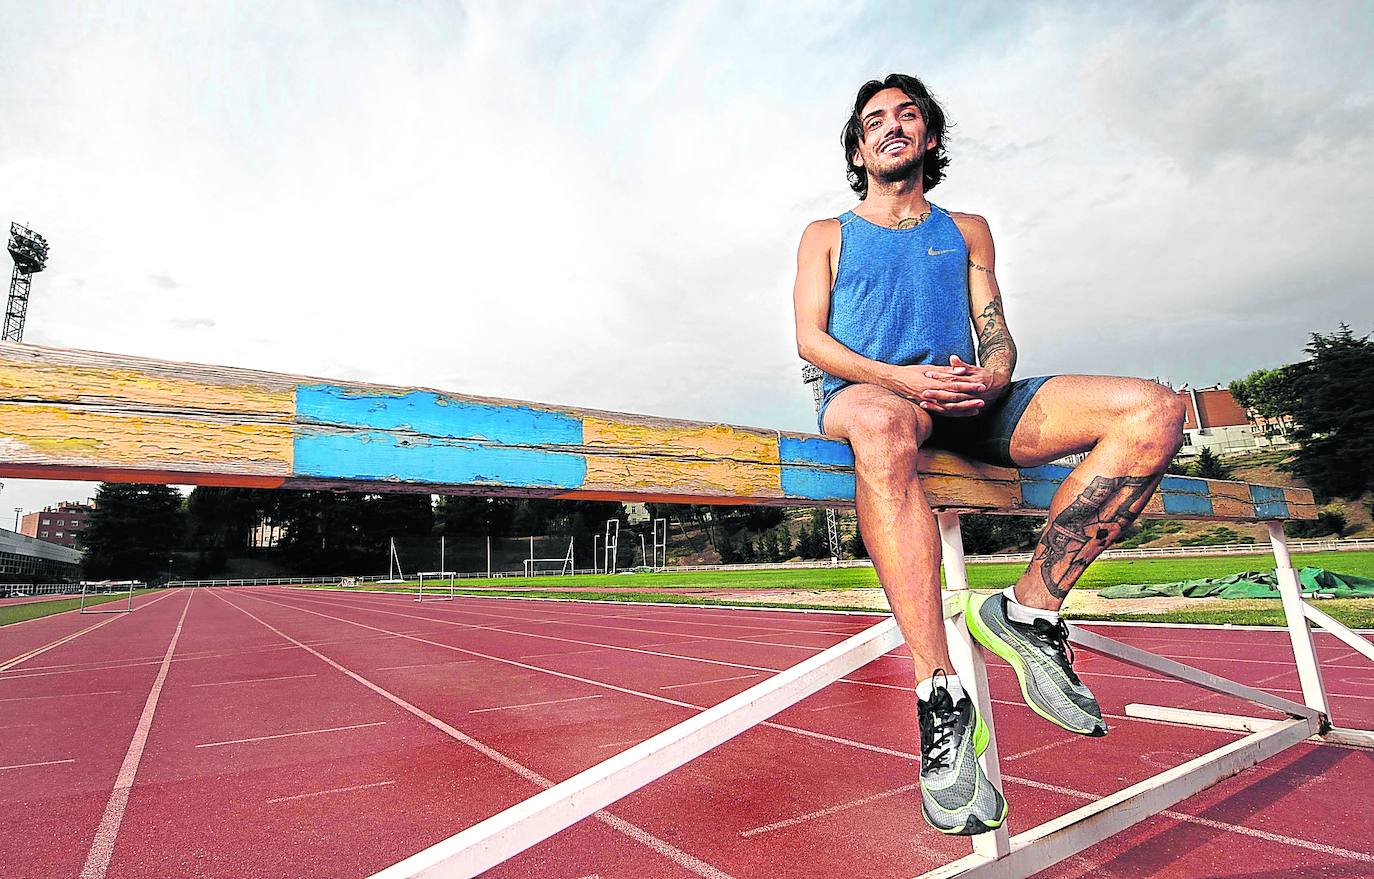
[929, 247, 956, 256]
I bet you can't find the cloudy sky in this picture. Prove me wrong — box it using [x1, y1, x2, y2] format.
[1, 0, 1372, 516]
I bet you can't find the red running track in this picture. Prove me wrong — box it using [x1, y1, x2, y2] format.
[1, 586, 1371, 878]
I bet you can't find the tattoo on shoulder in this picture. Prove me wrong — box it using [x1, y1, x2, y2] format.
[968, 258, 994, 275]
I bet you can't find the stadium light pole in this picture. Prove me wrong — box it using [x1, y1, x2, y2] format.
[6, 222, 50, 342]
[13, 507, 21, 532]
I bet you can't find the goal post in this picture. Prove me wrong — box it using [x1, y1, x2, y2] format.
[523, 536, 574, 578]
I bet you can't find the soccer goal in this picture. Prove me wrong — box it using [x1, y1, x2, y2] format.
[523, 536, 574, 577]
[415, 571, 457, 602]
[79, 580, 138, 614]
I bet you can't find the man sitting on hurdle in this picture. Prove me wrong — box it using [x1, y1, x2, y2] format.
[792, 73, 1186, 836]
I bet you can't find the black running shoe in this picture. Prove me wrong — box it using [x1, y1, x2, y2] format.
[917, 670, 1008, 836]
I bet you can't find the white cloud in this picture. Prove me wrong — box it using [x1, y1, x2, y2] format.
[0, 0, 1371, 514]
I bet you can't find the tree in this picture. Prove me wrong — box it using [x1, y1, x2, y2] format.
[1192, 447, 1231, 480]
[847, 527, 868, 559]
[958, 514, 1043, 555]
[82, 483, 186, 582]
[1232, 325, 1374, 500]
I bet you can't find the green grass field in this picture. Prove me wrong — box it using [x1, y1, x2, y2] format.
[0, 590, 157, 627]
[339, 549, 1374, 594]
[297, 549, 1374, 629]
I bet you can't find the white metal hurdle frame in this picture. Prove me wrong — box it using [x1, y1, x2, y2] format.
[415, 571, 457, 602]
[78, 580, 137, 614]
[368, 513, 1372, 879]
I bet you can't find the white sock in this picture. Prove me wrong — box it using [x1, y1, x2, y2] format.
[917, 673, 964, 702]
[1003, 586, 1059, 625]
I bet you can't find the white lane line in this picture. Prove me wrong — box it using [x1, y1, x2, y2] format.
[191, 673, 318, 688]
[598, 739, 649, 750]
[214, 591, 735, 879]
[739, 782, 920, 837]
[0, 590, 176, 672]
[79, 591, 192, 879]
[809, 697, 867, 713]
[516, 647, 605, 660]
[659, 673, 761, 691]
[271, 585, 1374, 710]
[1003, 736, 1077, 763]
[265, 779, 396, 804]
[197, 721, 386, 748]
[240, 589, 1374, 866]
[1, 758, 75, 771]
[470, 694, 604, 714]
[374, 660, 478, 671]
[0, 689, 122, 702]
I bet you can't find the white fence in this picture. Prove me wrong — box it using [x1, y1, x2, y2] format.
[159, 537, 1374, 589]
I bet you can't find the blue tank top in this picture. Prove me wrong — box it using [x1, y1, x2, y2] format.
[816, 203, 975, 434]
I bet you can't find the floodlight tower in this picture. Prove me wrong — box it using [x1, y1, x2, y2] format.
[6, 222, 50, 342]
[801, 364, 843, 564]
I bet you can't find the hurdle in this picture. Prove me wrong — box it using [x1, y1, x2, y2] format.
[415, 571, 457, 602]
[78, 579, 137, 614]
[0, 340, 1366, 878]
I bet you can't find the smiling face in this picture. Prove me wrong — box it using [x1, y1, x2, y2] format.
[852, 87, 938, 189]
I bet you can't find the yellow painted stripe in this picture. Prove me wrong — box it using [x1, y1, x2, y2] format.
[581, 416, 782, 497]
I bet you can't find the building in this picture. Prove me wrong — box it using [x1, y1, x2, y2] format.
[0, 529, 81, 582]
[20, 501, 93, 550]
[1172, 385, 1294, 457]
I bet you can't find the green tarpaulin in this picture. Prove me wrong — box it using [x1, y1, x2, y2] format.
[1099, 567, 1374, 600]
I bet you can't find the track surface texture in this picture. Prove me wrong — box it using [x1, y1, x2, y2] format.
[2, 586, 1371, 878]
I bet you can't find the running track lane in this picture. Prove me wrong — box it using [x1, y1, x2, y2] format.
[0, 590, 191, 879]
[236, 587, 1374, 877]
[97, 587, 735, 879]
[7, 586, 1373, 877]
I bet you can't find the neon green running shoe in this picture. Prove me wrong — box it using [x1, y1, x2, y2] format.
[964, 593, 1107, 737]
[917, 671, 1008, 836]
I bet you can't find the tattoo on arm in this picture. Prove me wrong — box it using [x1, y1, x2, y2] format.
[1034, 475, 1160, 599]
[968, 259, 994, 274]
[974, 294, 1016, 372]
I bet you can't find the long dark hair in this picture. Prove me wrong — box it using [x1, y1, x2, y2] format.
[842, 74, 950, 199]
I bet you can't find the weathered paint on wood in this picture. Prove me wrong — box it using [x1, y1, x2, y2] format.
[0, 342, 1316, 519]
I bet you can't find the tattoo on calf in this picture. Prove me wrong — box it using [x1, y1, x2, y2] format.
[1034, 475, 1159, 599]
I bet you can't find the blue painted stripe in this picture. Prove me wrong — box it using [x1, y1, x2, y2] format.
[294, 431, 587, 488]
[1250, 484, 1289, 519]
[779, 435, 854, 468]
[779, 465, 854, 502]
[1018, 464, 1070, 510]
[297, 386, 584, 446]
[1160, 475, 1210, 496]
[1160, 491, 1214, 516]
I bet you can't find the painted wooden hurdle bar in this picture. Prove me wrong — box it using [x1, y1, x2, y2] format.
[0, 340, 1368, 878]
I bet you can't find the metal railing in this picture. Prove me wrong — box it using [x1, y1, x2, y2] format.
[158, 536, 1373, 588]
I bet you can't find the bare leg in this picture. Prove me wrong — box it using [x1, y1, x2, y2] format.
[823, 384, 950, 683]
[1007, 376, 1187, 610]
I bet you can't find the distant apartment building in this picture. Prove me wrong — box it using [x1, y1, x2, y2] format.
[1172, 385, 1294, 457]
[20, 501, 93, 550]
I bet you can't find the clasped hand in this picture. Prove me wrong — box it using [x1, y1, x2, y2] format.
[890, 355, 1009, 417]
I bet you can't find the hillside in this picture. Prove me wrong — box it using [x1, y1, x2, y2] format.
[1131, 449, 1372, 546]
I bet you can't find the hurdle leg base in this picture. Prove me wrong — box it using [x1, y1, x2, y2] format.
[1126, 703, 1372, 749]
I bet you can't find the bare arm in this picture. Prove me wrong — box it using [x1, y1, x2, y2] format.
[792, 219, 895, 388]
[956, 213, 1017, 383]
